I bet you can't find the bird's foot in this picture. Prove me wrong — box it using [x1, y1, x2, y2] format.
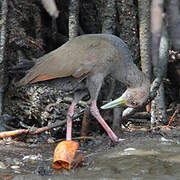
[118, 138, 125, 142]
[109, 138, 125, 146]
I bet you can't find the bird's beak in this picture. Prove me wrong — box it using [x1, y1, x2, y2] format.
[101, 97, 126, 109]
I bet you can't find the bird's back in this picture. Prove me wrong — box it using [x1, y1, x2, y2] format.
[16, 34, 131, 86]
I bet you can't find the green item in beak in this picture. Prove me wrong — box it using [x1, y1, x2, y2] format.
[101, 97, 126, 109]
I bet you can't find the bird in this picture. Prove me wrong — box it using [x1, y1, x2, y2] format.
[14, 34, 150, 143]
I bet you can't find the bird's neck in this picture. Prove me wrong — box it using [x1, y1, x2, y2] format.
[121, 62, 149, 89]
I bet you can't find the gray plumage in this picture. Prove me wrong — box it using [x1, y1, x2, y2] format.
[15, 34, 151, 142]
[16, 34, 150, 108]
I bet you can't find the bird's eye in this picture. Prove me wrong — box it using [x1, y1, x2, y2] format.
[131, 102, 137, 106]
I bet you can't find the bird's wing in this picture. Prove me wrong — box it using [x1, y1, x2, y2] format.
[72, 60, 97, 78]
[15, 35, 109, 87]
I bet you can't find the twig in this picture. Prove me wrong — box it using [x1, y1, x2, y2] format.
[29, 120, 66, 134]
[0, 120, 66, 139]
[55, 136, 95, 143]
[168, 109, 178, 126]
[0, 129, 29, 139]
[81, 108, 90, 136]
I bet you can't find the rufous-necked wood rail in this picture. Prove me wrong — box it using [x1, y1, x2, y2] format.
[14, 34, 150, 143]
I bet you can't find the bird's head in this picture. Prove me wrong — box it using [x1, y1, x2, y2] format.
[101, 86, 150, 109]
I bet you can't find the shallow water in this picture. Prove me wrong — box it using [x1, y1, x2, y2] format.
[82, 137, 180, 180]
[0, 133, 180, 180]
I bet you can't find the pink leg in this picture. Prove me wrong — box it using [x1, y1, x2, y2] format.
[66, 103, 76, 140]
[90, 100, 124, 143]
[66, 91, 88, 140]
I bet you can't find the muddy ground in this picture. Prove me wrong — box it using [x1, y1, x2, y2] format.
[0, 128, 180, 179]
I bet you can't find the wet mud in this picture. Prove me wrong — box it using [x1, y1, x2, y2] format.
[0, 129, 180, 180]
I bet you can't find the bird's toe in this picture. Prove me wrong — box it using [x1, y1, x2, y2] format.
[118, 138, 125, 142]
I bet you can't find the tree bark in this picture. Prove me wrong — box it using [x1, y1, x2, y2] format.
[138, 0, 152, 80]
[69, 0, 80, 40]
[167, 0, 180, 51]
[102, 0, 116, 34]
[151, 0, 164, 76]
[151, 21, 168, 127]
[0, 0, 8, 115]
